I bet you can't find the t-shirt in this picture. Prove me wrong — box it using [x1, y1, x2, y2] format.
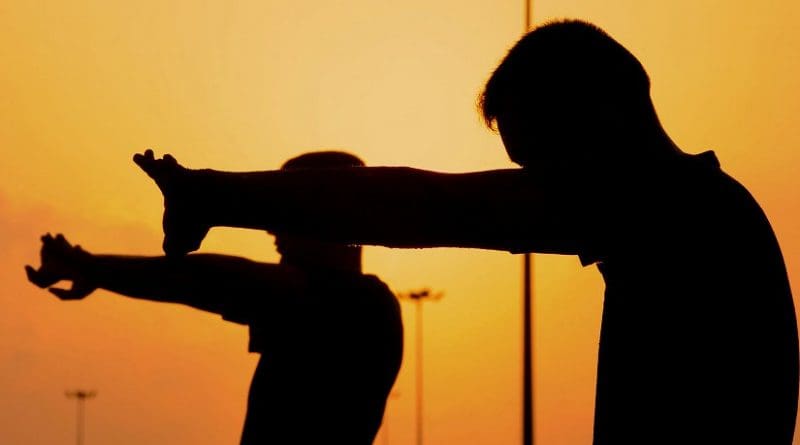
[586, 151, 798, 444]
[222, 268, 403, 445]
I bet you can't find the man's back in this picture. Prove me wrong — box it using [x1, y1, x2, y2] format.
[591, 151, 798, 444]
[235, 269, 403, 444]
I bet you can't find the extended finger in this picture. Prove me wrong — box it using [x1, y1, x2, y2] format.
[48, 287, 80, 300]
[133, 149, 157, 172]
[50, 280, 94, 300]
[42, 235, 69, 256]
[25, 265, 54, 288]
[133, 153, 150, 168]
[163, 154, 178, 167]
[53, 233, 71, 249]
[42, 233, 63, 250]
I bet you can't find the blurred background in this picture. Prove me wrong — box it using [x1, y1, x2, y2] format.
[1, 1, 798, 443]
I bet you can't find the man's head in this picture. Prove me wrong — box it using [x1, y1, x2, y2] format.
[281, 151, 366, 171]
[480, 20, 669, 177]
[274, 151, 365, 271]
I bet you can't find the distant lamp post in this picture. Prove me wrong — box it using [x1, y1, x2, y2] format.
[65, 389, 97, 445]
[522, 0, 535, 443]
[398, 288, 443, 445]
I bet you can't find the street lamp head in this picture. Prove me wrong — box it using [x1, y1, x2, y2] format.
[65, 390, 97, 400]
[398, 289, 444, 301]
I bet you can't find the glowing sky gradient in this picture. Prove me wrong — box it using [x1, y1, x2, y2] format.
[1, 1, 798, 444]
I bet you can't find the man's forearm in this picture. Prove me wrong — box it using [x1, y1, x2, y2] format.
[194, 166, 582, 254]
[85, 253, 300, 314]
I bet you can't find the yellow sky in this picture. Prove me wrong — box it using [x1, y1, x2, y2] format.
[1, 1, 798, 444]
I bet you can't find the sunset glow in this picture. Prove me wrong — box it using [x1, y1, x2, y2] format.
[1, 1, 799, 444]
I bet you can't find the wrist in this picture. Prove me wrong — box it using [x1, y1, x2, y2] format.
[75, 249, 101, 284]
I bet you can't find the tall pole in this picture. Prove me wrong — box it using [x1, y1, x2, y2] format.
[416, 298, 424, 445]
[66, 390, 97, 445]
[522, 2, 534, 445]
[398, 289, 443, 445]
[525, 0, 532, 30]
[523, 253, 533, 445]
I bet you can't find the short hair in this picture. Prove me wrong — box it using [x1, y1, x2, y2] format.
[281, 151, 365, 170]
[479, 19, 651, 130]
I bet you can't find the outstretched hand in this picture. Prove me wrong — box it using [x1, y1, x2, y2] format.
[25, 233, 97, 300]
[133, 149, 209, 257]
[133, 149, 181, 183]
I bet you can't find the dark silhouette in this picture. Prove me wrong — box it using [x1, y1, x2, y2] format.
[132, 20, 798, 444]
[26, 152, 404, 445]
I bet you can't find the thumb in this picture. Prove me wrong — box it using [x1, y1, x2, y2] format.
[26, 265, 52, 288]
[48, 287, 82, 300]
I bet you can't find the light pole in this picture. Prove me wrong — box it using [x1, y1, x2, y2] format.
[398, 288, 443, 445]
[523, 253, 534, 445]
[65, 390, 97, 445]
[522, 2, 535, 445]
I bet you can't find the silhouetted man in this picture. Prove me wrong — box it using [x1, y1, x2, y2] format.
[26, 152, 403, 445]
[133, 20, 797, 444]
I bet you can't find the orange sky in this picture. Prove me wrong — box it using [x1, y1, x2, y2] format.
[1, 1, 799, 444]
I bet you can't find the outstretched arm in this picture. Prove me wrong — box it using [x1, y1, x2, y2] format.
[134, 150, 587, 257]
[25, 233, 304, 315]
